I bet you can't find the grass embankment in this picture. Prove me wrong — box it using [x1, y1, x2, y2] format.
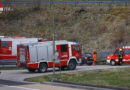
[0, 5, 130, 52]
[26, 68, 130, 88]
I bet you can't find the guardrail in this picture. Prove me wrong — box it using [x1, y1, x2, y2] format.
[99, 51, 113, 60]
[94, 51, 113, 64]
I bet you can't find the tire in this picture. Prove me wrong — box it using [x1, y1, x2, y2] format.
[38, 63, 47, 73]
[27, 68, 36, 73]
[67, 60, 77, 70]
[110, 60, 116, 66]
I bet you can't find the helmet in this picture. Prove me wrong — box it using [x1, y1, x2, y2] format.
[119, 49, 123, 51]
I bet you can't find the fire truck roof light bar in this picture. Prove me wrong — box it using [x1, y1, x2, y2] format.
[122, 46, 130, 48]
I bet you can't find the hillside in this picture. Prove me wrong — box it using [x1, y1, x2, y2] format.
[0, 4, 130, 52]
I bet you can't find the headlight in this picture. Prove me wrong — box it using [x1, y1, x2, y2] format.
[107, 57, 110, 59]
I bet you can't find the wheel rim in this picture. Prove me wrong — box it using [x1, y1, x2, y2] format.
[69, 62, 75, 69]
[112, 61, 115, 65]
[40, 64, 47, 72]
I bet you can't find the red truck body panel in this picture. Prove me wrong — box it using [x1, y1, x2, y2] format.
[17, 41, 81, 70]
[0, 37, 44, 62]
[107, 46, 130, 64]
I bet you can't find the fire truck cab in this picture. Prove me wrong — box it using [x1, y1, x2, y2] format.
[0, 37, 43, 63]
[17, 41, 81, 73]
[107, 46, 130, 65]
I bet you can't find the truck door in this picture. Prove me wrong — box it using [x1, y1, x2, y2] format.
[71, 45, 81, 58]
[1, 41, 12, 55]
[123, 49, 130, 63]
[113, 49, 119, 62]
[56, 44, 69, 60]
[19, 47, 26, 63]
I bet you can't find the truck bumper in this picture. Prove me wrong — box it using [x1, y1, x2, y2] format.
[106, 60, 110, 63]
[26, 63, 39, 69]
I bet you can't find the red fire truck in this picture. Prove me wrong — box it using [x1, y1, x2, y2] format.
[0, 2, 3, 13]
[107, 46, 130, 65]
[17, 41, 82, 73]
[0, 36, 44, 64]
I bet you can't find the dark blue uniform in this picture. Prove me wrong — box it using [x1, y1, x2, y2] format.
[119, 49, 123, 64]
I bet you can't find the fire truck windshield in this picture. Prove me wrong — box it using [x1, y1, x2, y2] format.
[73, 45, 80, 51]
[114, 49, 118, 55]
[2, 41, 8, 48]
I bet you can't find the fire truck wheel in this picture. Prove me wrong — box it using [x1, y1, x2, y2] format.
[110, 60, 116, 66]
[27, 68, 36, 72]
[67, 60, 76, 70]
[38, 63, 47, 73]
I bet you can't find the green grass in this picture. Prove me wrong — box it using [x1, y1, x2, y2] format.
[25, 68, 130, 88]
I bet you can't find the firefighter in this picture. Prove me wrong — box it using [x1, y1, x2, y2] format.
[92, 49, 97, 65]
[119, 48, 123, 64]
